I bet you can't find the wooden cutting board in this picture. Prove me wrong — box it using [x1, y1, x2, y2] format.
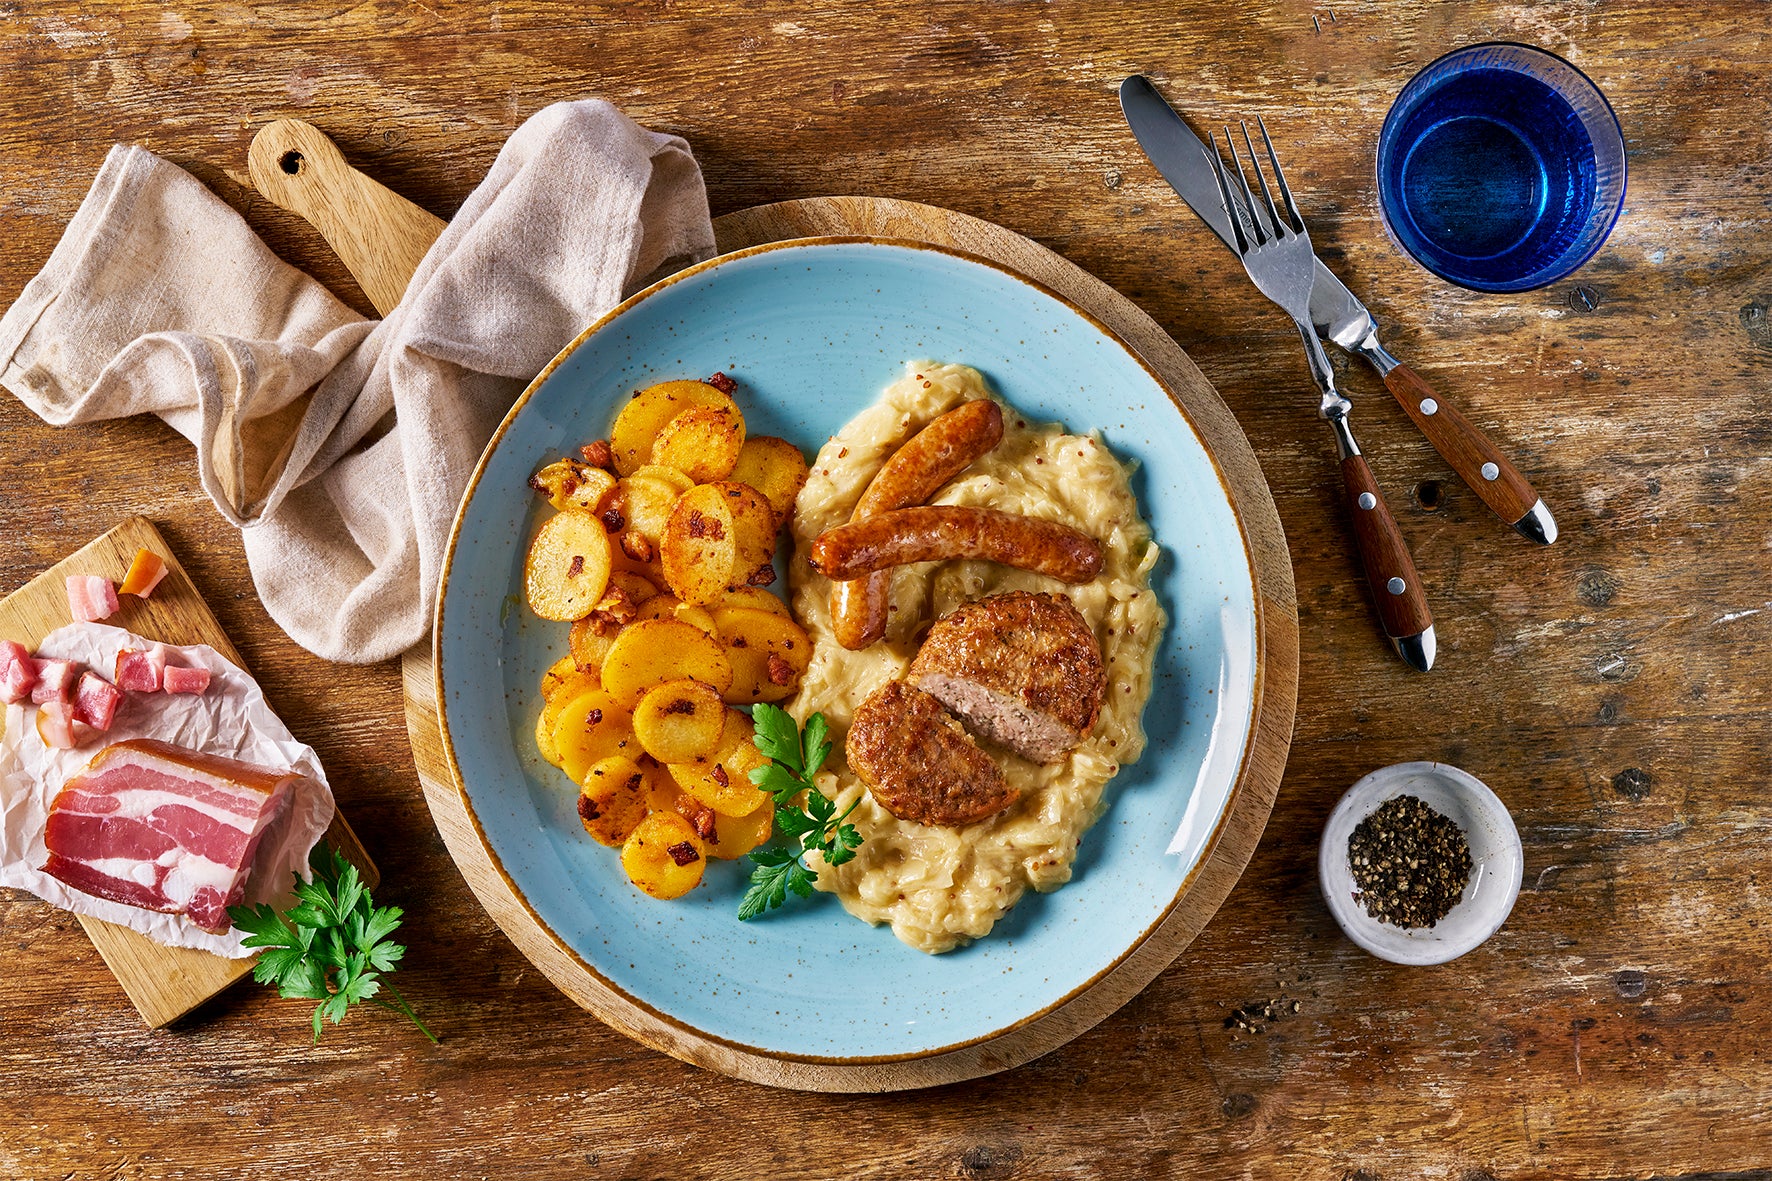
[244, 118, 1298, 1090]
[0, 516, 374, 1028]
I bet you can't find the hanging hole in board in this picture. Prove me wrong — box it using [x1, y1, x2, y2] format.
[1414, 479, 1444, 511]
[279, 150, 304, 175]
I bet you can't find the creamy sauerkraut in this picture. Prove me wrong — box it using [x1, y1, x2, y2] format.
[789, 362, 1164, 953]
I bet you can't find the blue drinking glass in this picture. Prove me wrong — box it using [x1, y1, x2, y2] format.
[1376, 43, 1626, 293]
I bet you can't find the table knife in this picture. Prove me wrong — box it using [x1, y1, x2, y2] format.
[1119, 74, 1557, 546]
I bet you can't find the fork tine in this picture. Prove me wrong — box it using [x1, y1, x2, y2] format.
[1255, 115, 1304, 232]
[1205, 129, 1251, 254]
[1239, 120, 1286, 239]
[1223, 127, 1269, 245]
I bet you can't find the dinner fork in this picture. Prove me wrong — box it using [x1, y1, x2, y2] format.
[1208, 118, 1435, 672]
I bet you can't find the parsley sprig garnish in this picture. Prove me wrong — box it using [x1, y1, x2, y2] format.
[737, 704, 863, 920]
[228, 845, 437, 1045]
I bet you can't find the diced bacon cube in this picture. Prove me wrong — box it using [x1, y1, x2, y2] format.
[66, 575, 120, 623]
[30, 659, 79, 705]
[118, 549, 169, 598]
[73, 672, 123, 731]
[162, 665, 211, 695]
[36, 700, 79, 750]
[114, 646, 167, 693]
[1, 640, 37, 705]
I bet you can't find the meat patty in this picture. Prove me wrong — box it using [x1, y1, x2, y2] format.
[845, 680, 1019, 827]
[907, 591, 1105, 764]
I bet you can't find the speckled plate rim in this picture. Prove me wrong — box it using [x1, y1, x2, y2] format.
[433, 235, 1265, 1067]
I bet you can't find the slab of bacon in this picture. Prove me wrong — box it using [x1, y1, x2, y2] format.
[73, 672, 122, 731]
[40, 738, 306, 933]
[66, 576, 119, 624]
[29, 659, 78, 705]
[114, 645, 167, 693]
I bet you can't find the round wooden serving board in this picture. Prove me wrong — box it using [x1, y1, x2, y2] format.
[246, 123, 1298, 1091]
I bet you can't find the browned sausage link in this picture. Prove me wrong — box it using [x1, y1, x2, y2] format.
[811, 507, 1104, 584]
[830, 400, 1006, 649]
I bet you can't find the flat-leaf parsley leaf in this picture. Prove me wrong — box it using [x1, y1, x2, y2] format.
[228, 844, 437, 1045]
[737, 704, 862, 920]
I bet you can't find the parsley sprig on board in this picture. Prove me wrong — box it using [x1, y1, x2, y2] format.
[228, 845, 437, 1045]
[737, 704, 863, 921]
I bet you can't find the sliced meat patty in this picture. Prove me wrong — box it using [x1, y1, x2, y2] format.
[845, 680, 1019, 828]
[907, 591, 1105, 764]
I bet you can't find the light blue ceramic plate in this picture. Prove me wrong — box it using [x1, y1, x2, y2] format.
[436, 238, 1259, 1063]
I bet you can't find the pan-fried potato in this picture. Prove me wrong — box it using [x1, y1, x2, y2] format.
[712, 606, 813, 703]
[650, 406, 745, 483]
[577, 755, 650, 847]
[632, 678, 726, 764]
[540, 655, 579, 699]
[613, 465, 693, 547]
[529, 458, 618, 515]
[568, 617, 618, 673]
[524, 509, 613, 621]
[708, 586, 791, 618]
[551, 688, 639, 784]
[633, 593, 719, 636]
[669, 709, 770, 817]
[610, 380, 741, 476]
[659, 482, 778, 605]
[727, 436, 809, 522]
[620, 812, 707, 899]
[537, 667, 601, 765]
[704, 799, 774, 861]
[638, 754, 684, 813]
[598, 619, 733, 708]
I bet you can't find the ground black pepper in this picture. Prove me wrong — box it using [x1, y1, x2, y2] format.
[1347, 794, 1472, 929]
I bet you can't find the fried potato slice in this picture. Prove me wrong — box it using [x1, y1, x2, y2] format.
[650, 405, 745, 483]
[524, 509, 613, 622]
[704, 799, 774, 861]
[610, 380, 741, 476]
[536, 667, 601, 766]
[633, 678, 726, 764]
[613, 465, 692, 550]
[633, 593, 719, 636]
[540, 655, 579, 700]
[713, 606, 813, 704]
[621, 812, 707, 899]
[568, 617, 619, 674]
[727, 435, 809, 522]
[659, 482, 778, 605]
[529, 458, 618, 515]
[577, 755, 650, 847]
[551, 687, 639, 785]
[669, 709, 770, 817]
[706, 585, 791, 618]
[599, 618, 733, 708]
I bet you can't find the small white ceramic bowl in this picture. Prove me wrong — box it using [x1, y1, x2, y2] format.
[1318, 762, 1523, 965]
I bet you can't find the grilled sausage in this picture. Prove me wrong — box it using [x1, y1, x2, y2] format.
[829, 400, 1004, 649]
[810, 506, 1104, 584]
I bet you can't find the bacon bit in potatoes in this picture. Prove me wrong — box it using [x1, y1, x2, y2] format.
[663, 698, 696, 716]
[567, 555, 585, 578]
[766, 654, 794, 686]
[601, 508, 626, 533]
[619, 531, 655, 562]
[577, 794, 601, 821]
[711, 764, 729, 788]
[580, 440, 616, 470]
[745, 564, 777, 587]
[675, 796, 718, 840]
[666, 841, 702, 867]
[705, 372, 737, 396]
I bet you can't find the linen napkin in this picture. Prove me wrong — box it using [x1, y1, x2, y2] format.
[0, 101, 715, 663]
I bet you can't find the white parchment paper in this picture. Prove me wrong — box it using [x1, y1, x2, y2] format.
[0, 622, 335, 957]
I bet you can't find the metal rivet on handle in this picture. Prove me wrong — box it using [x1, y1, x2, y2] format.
[1358, 492, 1377, 510]
[1387, 577, 1406, 595]
[1419, 398, 1439, 416]
[1481, 462, 1500, 480]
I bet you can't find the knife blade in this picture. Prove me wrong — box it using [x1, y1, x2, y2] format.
[1119, 74, 1557, 546]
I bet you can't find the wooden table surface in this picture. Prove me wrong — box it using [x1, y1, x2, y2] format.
[2, 3, 1767, 1177]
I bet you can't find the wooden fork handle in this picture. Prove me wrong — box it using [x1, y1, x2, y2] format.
[1339, 451, 1435, 672]
[1383, 362, 1557, 545]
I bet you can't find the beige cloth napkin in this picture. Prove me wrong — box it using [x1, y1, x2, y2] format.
[0, 101, 714, 663]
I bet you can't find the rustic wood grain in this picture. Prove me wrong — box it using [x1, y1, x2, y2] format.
[0, 517, 374, 1028]
[0, 0, 1767, 1175]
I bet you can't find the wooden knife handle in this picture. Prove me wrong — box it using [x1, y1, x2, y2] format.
[1340, 452, 1434, 665]
[1383, 362, 1554, 543]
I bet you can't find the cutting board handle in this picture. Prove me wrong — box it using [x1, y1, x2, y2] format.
[247, 119, 445, 316]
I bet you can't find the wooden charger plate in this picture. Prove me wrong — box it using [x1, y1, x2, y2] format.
[246, 120, 1298, 1091]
